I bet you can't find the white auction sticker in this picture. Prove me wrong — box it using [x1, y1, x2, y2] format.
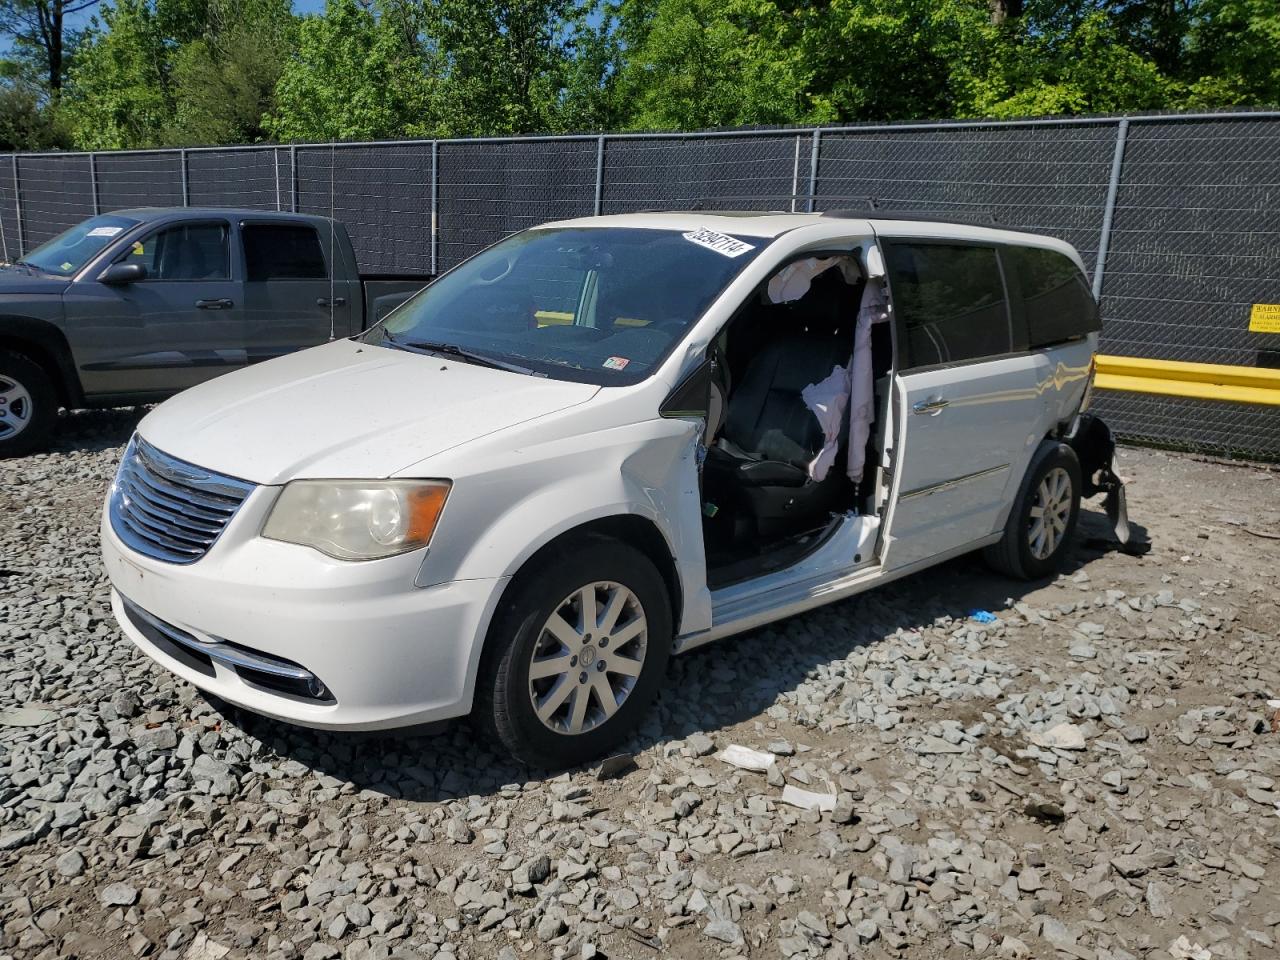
[682, 227, 755, 258]
[87, 226, 124, 237]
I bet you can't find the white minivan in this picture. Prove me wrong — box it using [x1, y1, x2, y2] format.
[101, 212, 1125, 766]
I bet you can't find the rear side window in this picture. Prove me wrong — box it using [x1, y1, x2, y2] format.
[1006, 245, 1100, 347]
[242, 224, 328, 281]
[884, 243, 1011, 368]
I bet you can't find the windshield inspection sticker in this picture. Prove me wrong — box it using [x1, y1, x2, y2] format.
[87, 226, 124, 238]
[683, 227, 755, 258]
[603, 356, 630, 370]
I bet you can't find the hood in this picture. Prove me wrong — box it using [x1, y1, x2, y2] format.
[139, 340, 600, 484]
[0, 266, 71, 296]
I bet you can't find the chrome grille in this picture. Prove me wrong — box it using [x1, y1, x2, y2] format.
[109, 436, 255, 564]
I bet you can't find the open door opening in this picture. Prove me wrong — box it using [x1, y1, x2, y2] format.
[699, 251, 894, 589]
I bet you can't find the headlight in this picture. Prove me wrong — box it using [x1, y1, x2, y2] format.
[262, 480, 450, 560]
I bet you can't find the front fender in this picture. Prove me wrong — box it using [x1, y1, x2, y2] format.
[0, 312, 83, 405]
[414, 417, 712, 636]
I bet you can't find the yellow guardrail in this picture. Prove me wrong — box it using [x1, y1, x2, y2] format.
[1095, 355, 1280, 406]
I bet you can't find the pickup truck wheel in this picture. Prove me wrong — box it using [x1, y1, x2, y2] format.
[984, 442, 1082, 580]
[0, 350, 57, 457]
[477, 538, 672, 768]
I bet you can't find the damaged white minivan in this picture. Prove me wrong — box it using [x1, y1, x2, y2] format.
[101, 212, 1126, 766]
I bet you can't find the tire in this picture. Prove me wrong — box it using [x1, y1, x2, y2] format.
[0, 349, 58, 458]
[983, 442, 1082, 581]
[476, 536, 673, 768]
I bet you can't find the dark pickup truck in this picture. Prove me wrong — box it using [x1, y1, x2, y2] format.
[0, 208, 429, 455]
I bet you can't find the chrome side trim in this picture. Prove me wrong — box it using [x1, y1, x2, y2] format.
[122, 597, 313, 682]
[899, 463, 1009, 501]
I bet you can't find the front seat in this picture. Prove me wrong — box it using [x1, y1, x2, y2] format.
[703, 270, 857, 541]
[703, 335, 851, 540]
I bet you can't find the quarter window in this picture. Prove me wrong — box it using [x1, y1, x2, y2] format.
[242, 224, 328, 281]
[122, 223, 230, 281]
[1006, 245, 1100, 347]
[885, 243, 1011, 368]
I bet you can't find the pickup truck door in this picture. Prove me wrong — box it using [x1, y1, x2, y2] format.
[65, 219, 245, 398]
[882, 240, 1042, 570]
[239, 220, 358, 361]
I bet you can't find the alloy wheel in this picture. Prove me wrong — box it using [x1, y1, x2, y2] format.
[528, 581, 648, 735]
[0, 375, 33, 441]
[1028, 466, 1072, 560]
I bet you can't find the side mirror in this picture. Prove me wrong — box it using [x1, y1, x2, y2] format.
[99, 262, 146, 284]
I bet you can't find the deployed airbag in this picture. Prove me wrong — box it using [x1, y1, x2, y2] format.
[846, 277, 889, 482]
[800, 364, 851, 481]
[767, 257, 861, 304]
[797, 274, 889, 483]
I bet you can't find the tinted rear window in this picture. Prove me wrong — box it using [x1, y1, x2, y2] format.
[884, 243, 1011, 368]
[243, 224, 327, 281]
[1006, 245, 1100, 347]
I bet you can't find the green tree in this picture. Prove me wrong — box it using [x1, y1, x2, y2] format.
[0, 76, 72, 146]
[424, 0, 606, 135]
[265, 0, 438, 141]
[59, 0, 180, 148]
[955, 9, 1172, 117]
[1182, 0, 1280, 106]
[0, 0, 101, 93]
[798, 0, 990, 122]
[615, 0, 813, 129]
[167, 0, 295, 143]
[553, 5, 625, 131]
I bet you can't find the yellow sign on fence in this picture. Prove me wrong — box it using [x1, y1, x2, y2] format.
[1249, 303, 1280, 334]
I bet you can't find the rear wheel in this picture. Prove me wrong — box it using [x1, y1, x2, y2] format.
[477, 537, 672, 767]
[0, 350, 57, 457]
[984, 442, 1081, 580]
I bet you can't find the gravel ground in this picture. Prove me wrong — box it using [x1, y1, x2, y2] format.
[2, 408, 1279, 960]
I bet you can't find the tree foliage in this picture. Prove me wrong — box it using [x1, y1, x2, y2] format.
[2, 0, 1278, 150]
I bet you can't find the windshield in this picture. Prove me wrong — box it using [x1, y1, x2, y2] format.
[20, 214, 140, 276]
[365, 226, 766, 384]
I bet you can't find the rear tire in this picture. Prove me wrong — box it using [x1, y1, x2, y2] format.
[476, 536, 672, 768]
[0, 349, 57, 457]
[984, 442, 1082, 580]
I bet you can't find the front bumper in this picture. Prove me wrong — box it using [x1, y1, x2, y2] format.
[101, 492, 507, 731]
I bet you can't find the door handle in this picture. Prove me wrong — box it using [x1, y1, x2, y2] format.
[195, 298, 234, 310]
[912, 397, 950, 416]
[316, 297, 346, 307]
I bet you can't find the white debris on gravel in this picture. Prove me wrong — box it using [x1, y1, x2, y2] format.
[717, 744, 777, 772]
[1, 409, 1279, 960]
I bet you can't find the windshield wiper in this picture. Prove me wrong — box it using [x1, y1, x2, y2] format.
[383, 332, 539, 377]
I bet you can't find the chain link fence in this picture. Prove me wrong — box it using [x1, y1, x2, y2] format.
[0, 112, 1277, 458]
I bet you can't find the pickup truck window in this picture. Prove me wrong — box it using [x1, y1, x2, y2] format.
[243, 224, 328, 281]
[20, 213, 140, 277]
[368, 226, 766, 385]
[885, 242, 1012, 368]
[121, 223, 230, 281]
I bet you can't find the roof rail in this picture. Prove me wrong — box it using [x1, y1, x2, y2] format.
[821, 207, 1002, 228]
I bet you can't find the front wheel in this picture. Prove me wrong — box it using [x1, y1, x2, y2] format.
[984, 442, 1082, 580]
[0, 350, 58, 458]
[476, 537, 672, 767]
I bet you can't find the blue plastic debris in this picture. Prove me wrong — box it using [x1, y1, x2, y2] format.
[969, 610, 998, 624]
